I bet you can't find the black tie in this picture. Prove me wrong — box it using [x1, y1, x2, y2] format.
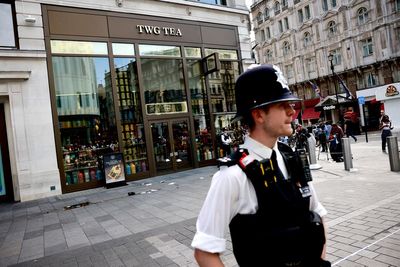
[269, 150, 285, 183]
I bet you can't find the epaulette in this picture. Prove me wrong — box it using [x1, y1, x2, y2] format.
[217, 148, 254, 168]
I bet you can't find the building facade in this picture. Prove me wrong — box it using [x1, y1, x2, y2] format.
[250, 0, 400, 128]
[0, 0, 253, 202]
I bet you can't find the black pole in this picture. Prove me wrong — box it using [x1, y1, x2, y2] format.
[329, 54, 340, 123]
[362, 104, 368, 143]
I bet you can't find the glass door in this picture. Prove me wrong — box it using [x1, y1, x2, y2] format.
[0, 104, 13, 202]
[150, 119, 192, 173]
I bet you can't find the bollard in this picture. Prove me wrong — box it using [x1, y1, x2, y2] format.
[341, 138, 353, 171]
[387, 136, 400, 172]
[307, 135, 322, 170]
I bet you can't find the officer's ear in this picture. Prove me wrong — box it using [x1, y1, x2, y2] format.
[251, 109, 265, 124]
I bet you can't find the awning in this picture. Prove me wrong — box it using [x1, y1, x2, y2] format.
[292, 109, 301, 120]
[302, 107, 321, 120]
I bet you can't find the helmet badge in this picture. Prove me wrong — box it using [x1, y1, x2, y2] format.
[272, 65, 289, 89]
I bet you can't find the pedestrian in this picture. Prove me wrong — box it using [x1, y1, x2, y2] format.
[343, 108, 357, 142]
[220, 128, 232, 156]
[192, 65, 329, 267]
[329, 123, 344, 162]
[380, 114, 393, 153]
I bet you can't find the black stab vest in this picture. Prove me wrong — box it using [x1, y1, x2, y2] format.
[228, 142, 325, 267]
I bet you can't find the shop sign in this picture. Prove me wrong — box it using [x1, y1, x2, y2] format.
[103, 153, 126, 184]
[146, 102, 188, 115]
[385, 85, 399, 97]
[136, 25, 182, 36]
[323, 105, 336, 110]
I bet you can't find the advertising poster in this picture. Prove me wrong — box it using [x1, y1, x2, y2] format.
[103, 153, 126, 184]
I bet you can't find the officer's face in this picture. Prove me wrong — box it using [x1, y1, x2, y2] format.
[260, 101, 295, 137]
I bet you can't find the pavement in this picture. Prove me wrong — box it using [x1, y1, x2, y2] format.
[1, 131, 400, 267]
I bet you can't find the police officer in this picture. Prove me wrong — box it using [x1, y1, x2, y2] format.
[192, 65, 329, 267]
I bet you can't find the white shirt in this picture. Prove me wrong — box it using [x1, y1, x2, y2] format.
[191, 136, 327, 253]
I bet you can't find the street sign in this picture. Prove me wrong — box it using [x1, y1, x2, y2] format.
[358, 96, 365, 105]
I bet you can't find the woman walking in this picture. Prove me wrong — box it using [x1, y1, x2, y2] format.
[380, 114, 393, 153]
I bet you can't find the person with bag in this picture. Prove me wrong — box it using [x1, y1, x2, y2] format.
[192, 65, 329, 267]
[380, 114, 393, 153]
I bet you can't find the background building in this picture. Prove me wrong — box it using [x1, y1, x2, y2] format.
[250, 0, 400, 129]
[0, 0, 253, 201]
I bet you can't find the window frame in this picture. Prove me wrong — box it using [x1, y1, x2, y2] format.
[327, 21, 337, 36]
[283, 41, 291, 55]
[0, 0, 18, 49]
[362, 38, 373, 57]
[274, 1, 281, 15]
[305, 5, 311, 20]
[357, 7, 369, 25]
[298, 9, 304, 23]
[303, 32, 312, 47]
[265, 49, 273, 62]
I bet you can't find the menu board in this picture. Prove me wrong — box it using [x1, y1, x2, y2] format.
[103, 153, 126, 184]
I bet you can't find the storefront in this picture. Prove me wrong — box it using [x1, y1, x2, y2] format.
[43, 5, 243, 193]
[357, 82, 400, 132]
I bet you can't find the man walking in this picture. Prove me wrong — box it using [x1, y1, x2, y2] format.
[192, 65, 329, 267]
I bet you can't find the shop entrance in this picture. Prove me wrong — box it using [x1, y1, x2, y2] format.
[150, 119, 192, 174]
[0, 104, 14, 202]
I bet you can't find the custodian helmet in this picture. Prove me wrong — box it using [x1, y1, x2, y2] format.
[233, 64, 300, 122]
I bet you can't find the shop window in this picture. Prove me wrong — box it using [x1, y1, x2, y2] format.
[112, 43, 135, 56]
[0, 1, 17, 48]
[52, 56, 119, 186]
[184, 47, 202, 58]
[51, 40, 108, 55]
[139, 44, 181, 57]
[187, 59, 213, 162]
[204, 48, 238, 60]
[141, 58, 187, 115]
[114, 58, 148, 175]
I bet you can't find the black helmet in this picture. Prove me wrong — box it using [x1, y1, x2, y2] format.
[233, 64, 300, 122]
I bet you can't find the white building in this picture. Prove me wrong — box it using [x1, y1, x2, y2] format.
[0, 0, 253, 202]
[250, 0, 400, 127]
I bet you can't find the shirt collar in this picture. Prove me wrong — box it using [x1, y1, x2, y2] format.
[241, 136, 278, 160]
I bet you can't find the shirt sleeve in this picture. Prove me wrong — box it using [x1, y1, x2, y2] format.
[308, 182, 327, 217]
[191, 167, 242, 253]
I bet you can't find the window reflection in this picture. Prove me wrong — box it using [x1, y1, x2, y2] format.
[0, 2, 16, 47]
[53, 56, 118, 186]
[141, 58, 187, 115]
[114, 58, 148, 174]
[188, 60, 213, 161]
